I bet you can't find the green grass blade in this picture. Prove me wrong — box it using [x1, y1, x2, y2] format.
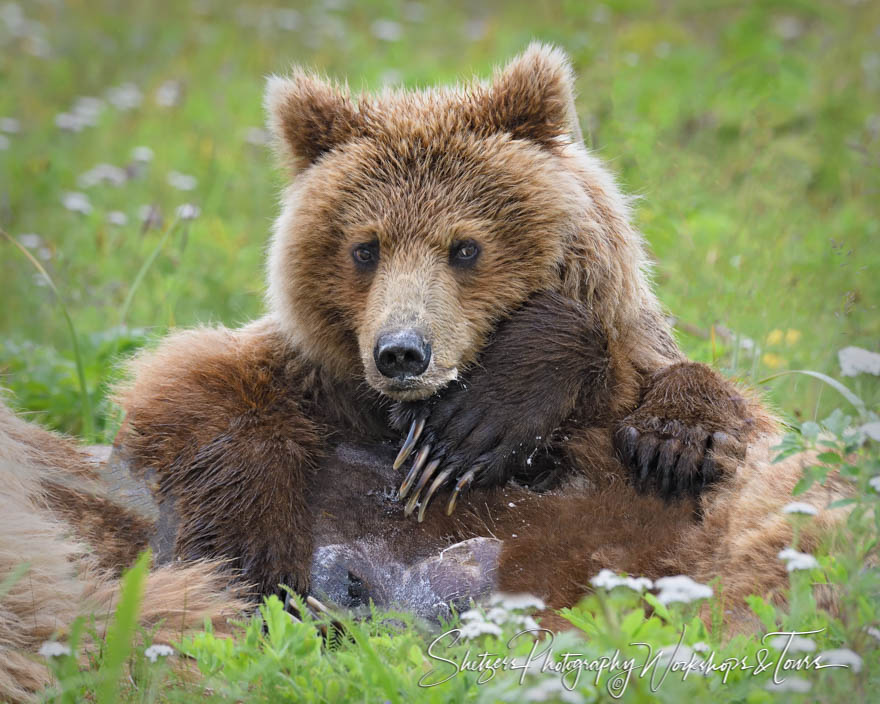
[119, 216, 181, 330]
[1, 230, 94, 439]
[759, 369, 867, 416]
[95, 550, 150, 704]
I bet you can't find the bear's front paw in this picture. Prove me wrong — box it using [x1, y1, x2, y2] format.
[614, 417, 746, 500]
[612, 361, 758, 501]
[389, 385, 532, 522]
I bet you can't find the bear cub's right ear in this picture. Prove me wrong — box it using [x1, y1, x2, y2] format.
[264, 70, 364, 172]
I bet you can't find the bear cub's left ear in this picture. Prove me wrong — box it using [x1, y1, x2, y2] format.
[265, 69, 364, 172]
[484, 42, 583, 148]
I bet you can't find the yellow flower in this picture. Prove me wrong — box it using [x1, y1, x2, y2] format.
[762, 353, 786, 369]
[766, 329, 784, 345]
[785, 329, 802, 345]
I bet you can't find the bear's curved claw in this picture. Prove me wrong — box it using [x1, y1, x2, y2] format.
[394, 417, 426, 470]
[399, 443, 431, 499]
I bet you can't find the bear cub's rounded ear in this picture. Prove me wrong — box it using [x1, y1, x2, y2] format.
[484, 42, 583, 148]
[264, 69, 364, 172]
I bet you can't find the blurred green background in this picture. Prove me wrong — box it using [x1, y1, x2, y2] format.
[0, 0, 878, 440]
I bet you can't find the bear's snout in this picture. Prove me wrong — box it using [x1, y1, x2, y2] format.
[373, 328, 432, 379]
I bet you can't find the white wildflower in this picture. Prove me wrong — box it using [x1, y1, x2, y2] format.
[0, 117, 20, 133]
[155, 79, 182, 107]
[654, 575, 713, 605]
[510, 614, 540, 631]
[167, 170, 197, 191]
[692, 641, 710, 653]
[862, 422, 880, 441]
[144, 644, 175, 663]
[765, 677, 811, 693]
[55, 112, 87, 132]
[62, 191, 92, 215]
[0, 134, 8, 150]
[459, 608, 483, 622]
[818, 648, 863, 672]
[459, 620, 502, 640]
[778, 548, 819, 572]
[769, 634, 816, 652]
[243, 127, 270, 146]
[485, 607, 509, 624]
[17, 233, 42, 248]
[106, 82, 143, 111]
[107, 211, 128, 226]
[370, 19, 402, 41]
[866, 626, 880, 642]
[139, 204, 162, 228]
[783, 502, 818, 516]
[175, 203, 201, 220]
[839, 346, 880, 376]
[131, 145, 154, 162]
[524, 678, 585, 703]
[37, 246, 51, 261]
[78, 163, 127, 188]
[591, 568, 653, 593]
[488, 593, 545, 611]
[72, 96, 103, 125]
[39, 641, 71, 658]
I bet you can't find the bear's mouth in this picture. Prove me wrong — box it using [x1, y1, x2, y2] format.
[367, 365, 460, 402]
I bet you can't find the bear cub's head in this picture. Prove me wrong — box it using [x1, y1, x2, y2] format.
[265, 44, 590, 401]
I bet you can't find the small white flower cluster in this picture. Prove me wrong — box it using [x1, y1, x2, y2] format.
[590, 568, 653, 593]
[78, 163, 127, 188]
[654, 575, 713, 605]
[176, 203, 201, 221]
[523, 677, 585, 703]
[839, 346, 880, 377]
[131, 145, 154, 163]
[38, 641, 71, 658]
[818, 647, 863, 673]
[55, 96, 104, 132]
[590, 570, 713, 605]
[144, 643, 175, 663]
[167, 170, 198, 191]
[778, 547, 819, 572]
[457, 592, 545, 640]
[765, 676, 812, 693]
[769, 634, 816, 652]
[244, 126, 271, 146]
[782, 502, 818, 516]
[0, 117, 18, 150]
[62, 191, 92, 215]
[106, 82, 143, 112]
[107, 211, 128, 226]
[155, 80, 182, 108]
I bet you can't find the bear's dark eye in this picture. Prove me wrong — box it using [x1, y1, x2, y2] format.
[352, 242, 379, 268]
[449, 239, 480, 268]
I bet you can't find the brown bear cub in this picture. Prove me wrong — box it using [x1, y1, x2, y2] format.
[117, 45, 772, 602]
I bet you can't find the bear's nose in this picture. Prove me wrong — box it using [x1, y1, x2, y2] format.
[374, 329, 431, 379]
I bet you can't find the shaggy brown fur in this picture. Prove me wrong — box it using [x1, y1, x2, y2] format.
[0, 401, 247, 703]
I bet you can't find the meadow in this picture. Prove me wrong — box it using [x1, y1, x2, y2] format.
[1, 0, 878, 702]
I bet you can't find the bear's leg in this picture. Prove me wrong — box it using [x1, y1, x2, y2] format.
[115, 322, 334, 597]
[389, 291, 612, 519]
[613, 362, 776, 501]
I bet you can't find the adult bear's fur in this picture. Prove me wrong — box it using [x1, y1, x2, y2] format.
[0, 401, 247, 703]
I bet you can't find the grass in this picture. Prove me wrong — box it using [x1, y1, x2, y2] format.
[0, 0, 878, 702]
